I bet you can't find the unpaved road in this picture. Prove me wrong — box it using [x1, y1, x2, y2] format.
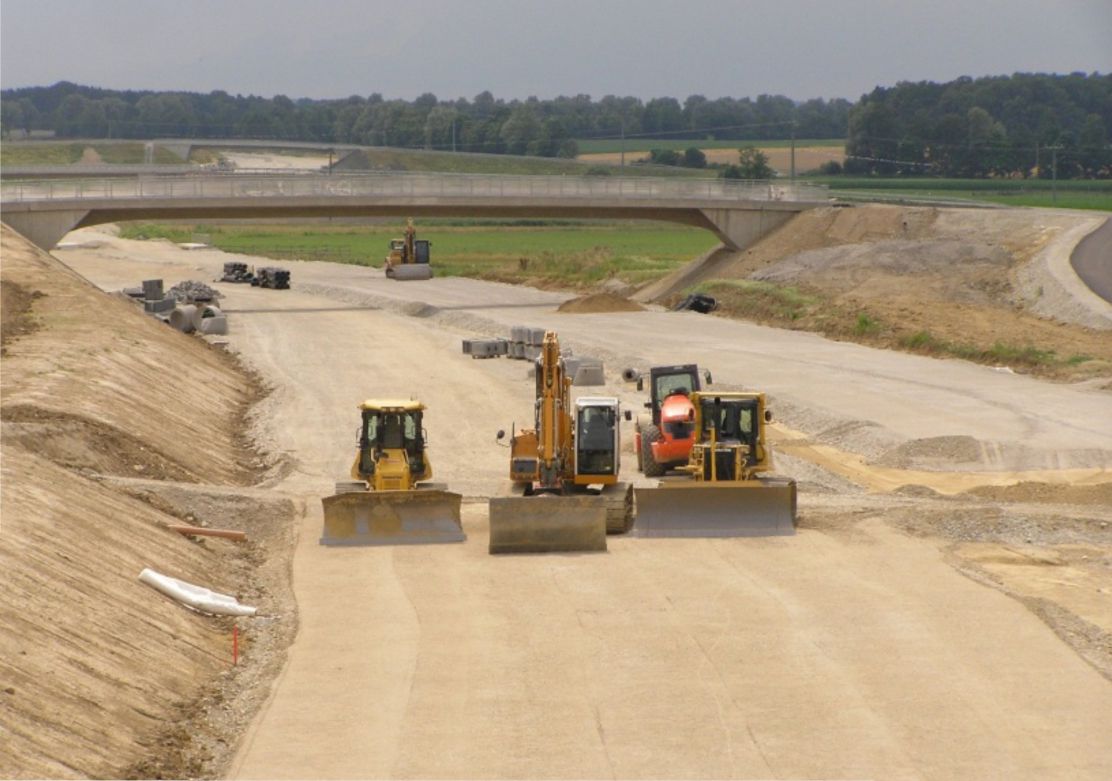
[60, 230, 1112, 779]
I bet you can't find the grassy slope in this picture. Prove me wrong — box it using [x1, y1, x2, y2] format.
[1, 142, 185, 165]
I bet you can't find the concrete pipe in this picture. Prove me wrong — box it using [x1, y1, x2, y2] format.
[170, 305, 197, 333]
[621, 367, 641, 383]
[192, 304, 222, 330]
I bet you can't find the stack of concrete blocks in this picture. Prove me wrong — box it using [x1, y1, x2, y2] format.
[563, 355, 606, 386]
[141, 279, 176, 323]
[461, 337, 508, 359]
[508, 326, 546, 361]
[459, 325, 605, 385]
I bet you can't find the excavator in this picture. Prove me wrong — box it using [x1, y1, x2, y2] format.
[384, 219, 433, 280]
[634, 391, 797, 537]
[490, 331, 632, 553]
[320, 399, 464, 545]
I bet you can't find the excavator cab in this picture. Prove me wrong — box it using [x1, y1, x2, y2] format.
[321, 399, 463, 545]
[574, 399, 620, 479]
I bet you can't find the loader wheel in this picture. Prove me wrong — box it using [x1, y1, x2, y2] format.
[642, 424, 666, 477]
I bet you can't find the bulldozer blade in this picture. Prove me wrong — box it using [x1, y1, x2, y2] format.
[488, 495, 607, 554]
[633, 478, 796, 537]
[320, 489, 464, 545]
[390, 265, 433, 281]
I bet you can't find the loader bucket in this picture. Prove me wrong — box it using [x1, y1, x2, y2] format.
[488, 495, 607, 554]
[320, 488, 464, 545]
[633, 477, 796, 537]
[391, 265, 433, 281]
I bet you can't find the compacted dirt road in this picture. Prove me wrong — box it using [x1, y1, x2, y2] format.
[58, 224, 1112, 779]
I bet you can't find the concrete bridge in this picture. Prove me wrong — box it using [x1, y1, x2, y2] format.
[0, 172, 828, 251]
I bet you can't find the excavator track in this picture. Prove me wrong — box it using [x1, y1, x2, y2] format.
[604, 483, 634, 534]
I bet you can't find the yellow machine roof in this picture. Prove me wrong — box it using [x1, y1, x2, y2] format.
[358, 399, 425, 412]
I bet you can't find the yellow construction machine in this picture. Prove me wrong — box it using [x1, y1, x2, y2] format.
[633, 391, 796, 537]
[320, 399, 464, 545]
[384, 219, 433, 280]
[490, 331, 632, 553]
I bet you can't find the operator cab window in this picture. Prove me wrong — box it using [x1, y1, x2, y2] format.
[577, 406, 616, 475]
[655, 373, 692, 401]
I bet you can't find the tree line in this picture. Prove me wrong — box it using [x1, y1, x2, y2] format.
[0, 82, 849, 158]
[2, 73, 1108, 178]
[846, 72, 1111, 178]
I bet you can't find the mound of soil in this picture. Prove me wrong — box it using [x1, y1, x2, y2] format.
[877, 435, 986, 469]
[964, 481, 1112, 506]
[558, 292, 645, 313]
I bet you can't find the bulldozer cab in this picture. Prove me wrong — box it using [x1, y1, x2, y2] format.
[357, 404, 426, 480]
[413, 240, 431, 264]
[700, 396, 756, 445]
[574, 398, 620, 478]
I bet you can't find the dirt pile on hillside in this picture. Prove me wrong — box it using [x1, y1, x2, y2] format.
[654, 205, 1112, 380]
[0, 224, 295, 779]
[557, 291, 645, 313]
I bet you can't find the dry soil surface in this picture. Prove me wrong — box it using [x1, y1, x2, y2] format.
[578, 146, 844, 174]
[36, 218, 1112, 780]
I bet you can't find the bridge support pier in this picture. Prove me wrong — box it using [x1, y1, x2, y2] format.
[2, 210, 90, 251]
[699, 207, 797, 251]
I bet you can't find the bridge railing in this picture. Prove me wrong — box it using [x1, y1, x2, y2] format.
[1, 171, 827, 204]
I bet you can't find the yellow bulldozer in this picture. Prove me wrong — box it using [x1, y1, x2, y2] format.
[490, 331, 632, 553]
[320, 399, 464, 545]
[633, 391, 796, 537]
[384, 219, 433, 281]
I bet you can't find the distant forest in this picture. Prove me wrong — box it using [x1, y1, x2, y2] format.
[2, 72, 1109, 178]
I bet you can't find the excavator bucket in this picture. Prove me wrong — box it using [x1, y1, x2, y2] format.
[633, 477, 797, 537]
[320, 488, 464, 545]
[391, 265, 433, 281]
[488, 495, 607, 554]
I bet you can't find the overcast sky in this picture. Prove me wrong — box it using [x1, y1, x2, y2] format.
[3, 0, 1109, 102]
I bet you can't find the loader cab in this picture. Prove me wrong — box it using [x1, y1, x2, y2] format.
[413, 240, 431, 265]
[574, 397, 621, 478]
[643, 364, 708, 426]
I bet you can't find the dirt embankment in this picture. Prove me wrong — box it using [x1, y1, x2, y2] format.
[651, 205, 1112, 381]
[0, 224, 296, 779]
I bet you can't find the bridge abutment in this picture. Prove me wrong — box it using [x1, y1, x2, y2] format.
[700, 207, 797, 251]
[2, 210, 90, 250]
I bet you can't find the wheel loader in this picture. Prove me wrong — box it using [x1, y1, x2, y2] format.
[626, 364, 712, 477]
[633, 391, 796, 537]
[489, 331, 632, 554]
[384, 219, 433, 281]
[320, 399, 464, 545]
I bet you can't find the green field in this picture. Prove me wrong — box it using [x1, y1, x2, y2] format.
[813, 176, 1112, 211]
[576, 137, 845, 154]
[118, 220, 720, 287]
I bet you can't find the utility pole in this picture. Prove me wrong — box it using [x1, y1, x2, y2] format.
[790, 120, 797, 181]
[620, 119, 625, 169]
[1050, 145, 1061, 205]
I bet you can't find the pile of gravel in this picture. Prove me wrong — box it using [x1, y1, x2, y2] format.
[167, 280, 223, 302]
